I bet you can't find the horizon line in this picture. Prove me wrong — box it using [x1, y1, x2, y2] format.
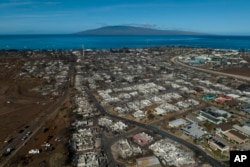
[1, 25, 250, 36]
[1, 33, 250, 36]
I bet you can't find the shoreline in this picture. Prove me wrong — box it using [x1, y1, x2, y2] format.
[0, 46, 249, 167]
[1, 45, 250, 52]
[1, 35, 250, 50]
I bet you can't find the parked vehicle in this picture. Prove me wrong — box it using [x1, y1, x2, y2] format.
[2, 147, 14, 156]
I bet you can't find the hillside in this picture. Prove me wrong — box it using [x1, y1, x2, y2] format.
[76, 26, 204, 35]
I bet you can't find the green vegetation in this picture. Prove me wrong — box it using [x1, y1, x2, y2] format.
[202, 121, 215, 132]
[212, 150, 229, 160]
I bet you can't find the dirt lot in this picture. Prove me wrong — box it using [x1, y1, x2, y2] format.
[0, 57, 51, 144]
[0, 56, 73, 166]
[7, 100, 72, 167]
[219, 67, 250, 77]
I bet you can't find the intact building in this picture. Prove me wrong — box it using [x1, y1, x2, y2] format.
[182, 123, 206, 139]
[208, 136, 229, 153]
[199, 107, 231, 124]
[216, 123, 232, 135]
[169, 118, 187, 128]
[223, 130, 249, 144]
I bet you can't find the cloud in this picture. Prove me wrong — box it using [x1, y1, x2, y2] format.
[0, 13, 71, 19]
[85, 3, 161, 13]
[124, 23, 158, 29]
[93, 23, 158, 29]
[0, 1, 33, 8]
[43, 1, 61, 5]
[0, 1, 61, 8]
[96, 22, 109, 27]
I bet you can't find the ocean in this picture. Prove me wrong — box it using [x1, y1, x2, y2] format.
[0, 35, 250, 50]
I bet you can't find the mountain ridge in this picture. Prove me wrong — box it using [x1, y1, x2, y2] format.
[75, 25, 205, 35]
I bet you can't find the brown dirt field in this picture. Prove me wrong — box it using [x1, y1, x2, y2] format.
[0, 56, 73, 167]
[6, 99, 72, 167]
[219, 67, 250, 77]
[0, 58, 51, 144]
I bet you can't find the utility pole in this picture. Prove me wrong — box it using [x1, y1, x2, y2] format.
[82, 44, 84, 57]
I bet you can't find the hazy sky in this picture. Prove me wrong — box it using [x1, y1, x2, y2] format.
[0, 0, 250, 34]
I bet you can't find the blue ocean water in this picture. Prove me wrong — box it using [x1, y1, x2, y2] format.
[0, 35, 250, 50]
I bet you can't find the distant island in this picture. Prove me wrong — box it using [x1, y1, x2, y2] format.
[75, 25, 204, 35]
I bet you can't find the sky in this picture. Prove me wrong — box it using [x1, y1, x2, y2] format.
[0, 0, 250, 35]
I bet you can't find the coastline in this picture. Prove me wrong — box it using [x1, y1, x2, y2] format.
[1, 35, 250, 50]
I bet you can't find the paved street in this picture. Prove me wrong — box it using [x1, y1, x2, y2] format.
[171, 56, 250, 82]
[86, 90, 227, 167]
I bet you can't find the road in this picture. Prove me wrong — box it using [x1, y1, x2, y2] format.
[171, 56, 250, 120]
[86, 90, 227, 167]
[0, 63, 74, 167]
[100, 133, 123, 167]
[0, 92, 69, 167]
[171, 56, 250, 82]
